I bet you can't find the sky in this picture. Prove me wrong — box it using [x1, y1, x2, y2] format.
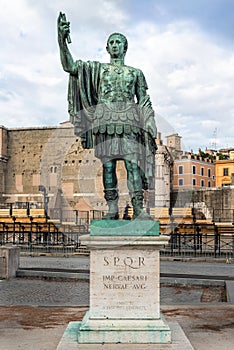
[0, 0, 234, 152]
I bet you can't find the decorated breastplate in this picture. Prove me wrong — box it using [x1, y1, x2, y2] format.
[98, 64, 137, 105]
[93, 64, 141, 135]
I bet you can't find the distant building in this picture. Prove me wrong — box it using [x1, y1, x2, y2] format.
[166, 133, 183, 158]
[173, 154, 215, 190]
[218, 148, 234, 157]
[215, 151, 234, 187]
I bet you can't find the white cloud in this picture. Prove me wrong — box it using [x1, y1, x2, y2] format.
[123, 19, 234, 150]
[0, 0, 233, 151]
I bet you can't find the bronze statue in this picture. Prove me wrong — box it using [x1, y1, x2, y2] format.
[57, 12, 157, 220]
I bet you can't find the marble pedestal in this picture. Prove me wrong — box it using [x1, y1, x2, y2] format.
[77, 220, 171, 344]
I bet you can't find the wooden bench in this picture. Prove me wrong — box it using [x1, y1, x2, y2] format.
[150, 207, 194, 225]
[172, 208, 193, 224]
[172, 208, 193, 217]
[0, 217, 15, 223]
[0, 209, 10, 217]
[12, 209, 28, 217]
[196, 219, 213, 225]
[150, 208, 169, 217]
[150, 208, 170, 225]
[29, 209, 46, 218]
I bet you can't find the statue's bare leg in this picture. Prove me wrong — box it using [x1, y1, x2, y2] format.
[102, 159, 119, 220]
[124, 159, 151, 220]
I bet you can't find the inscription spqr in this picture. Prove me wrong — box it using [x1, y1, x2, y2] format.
[89, 249, 160, 319]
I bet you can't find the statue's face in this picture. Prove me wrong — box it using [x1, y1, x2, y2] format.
[106, 34, 125, 58]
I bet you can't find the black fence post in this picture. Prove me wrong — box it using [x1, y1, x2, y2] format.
[192, 208, 197, 257]
[214, 225, 219, 258]
[75, 210, 78, 225]
[170, 232, 174, 256]
[12, 216, 16, 244]
[5, 224, 8, 243]
[232, 235, 234, 258]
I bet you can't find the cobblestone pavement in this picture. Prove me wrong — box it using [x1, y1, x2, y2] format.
[0, 279, 89, 306]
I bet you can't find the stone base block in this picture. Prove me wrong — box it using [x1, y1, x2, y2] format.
[57, 320, 194, 350]
[76, 311, 171, 344]
[0, 246, 20, 279]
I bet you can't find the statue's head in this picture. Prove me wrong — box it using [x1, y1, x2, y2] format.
[106, 33, 128, 58]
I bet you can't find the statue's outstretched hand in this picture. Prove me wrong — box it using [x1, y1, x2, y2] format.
[57, 12, 71, 43]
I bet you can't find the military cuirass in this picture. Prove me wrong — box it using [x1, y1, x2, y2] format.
[98, 63, 137, 105]
[93, 63, 143, 136]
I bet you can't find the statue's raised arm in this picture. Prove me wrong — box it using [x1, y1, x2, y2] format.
[57, 12, 74, 73]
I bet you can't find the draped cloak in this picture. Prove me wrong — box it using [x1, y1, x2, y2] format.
[67, 60, 157, 190]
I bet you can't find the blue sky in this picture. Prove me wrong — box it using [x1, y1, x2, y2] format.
[0, 0, 234, 152]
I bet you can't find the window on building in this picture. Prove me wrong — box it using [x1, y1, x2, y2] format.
[178, 165, 183, 174]
[223, 168, 229, 176]
[50, 166, 58, 173]
[208, 168, 211, 178]
[208, 181, 211, 187]
[201, 180, 204, 187]
[178, 179, 183, 186]
[201, 167, 204, 176]
[193, 178, 196, 186]
[192, 165, 196, 174]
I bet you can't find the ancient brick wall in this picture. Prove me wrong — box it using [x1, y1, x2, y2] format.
[172, 187, 234, 221]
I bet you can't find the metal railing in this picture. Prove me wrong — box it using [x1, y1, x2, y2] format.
[160, 232, 234, 258]
[0, 204, 234, 257]
[1, 226, 233, 258]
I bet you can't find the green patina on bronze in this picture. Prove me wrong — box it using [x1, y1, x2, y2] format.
[58, 12, 157, 221]
[90, 220, 160, 236]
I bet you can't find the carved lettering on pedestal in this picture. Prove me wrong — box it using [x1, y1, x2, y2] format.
[102, 256, 148, 290]
[103, 256, 145, 269]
